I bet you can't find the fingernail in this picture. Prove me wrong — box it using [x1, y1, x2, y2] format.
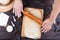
[18, 13, 22, 18]
[15, 13, 17, 16]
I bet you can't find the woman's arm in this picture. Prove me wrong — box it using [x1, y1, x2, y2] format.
[41, 0, 60, 33]
[49, 0, 60, 21]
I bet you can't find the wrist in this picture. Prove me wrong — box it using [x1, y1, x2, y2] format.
[48, 17, 55, 23]
[14, 0, 22, 2]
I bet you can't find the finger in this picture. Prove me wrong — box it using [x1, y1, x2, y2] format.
[13, 8, 15, 13]
[21, 7, 23, 12]
[22, 9, 23, 12]
[41, 26, 46, 33]
[15, 9, 18, 16]
[42, 22, 45, 26]
[44, 29, 50, 33]
[44, 29, 48, 33]
[18, 12, 21, 18]
[19, 8, 22, 15]
[17, 8, 21, 18]
[42, 28, 46, 33]
[41, 23, 45, 31]
[18, 13, 21, 18]
[41, 26, 45, 31]
[44, 27, 51, 33]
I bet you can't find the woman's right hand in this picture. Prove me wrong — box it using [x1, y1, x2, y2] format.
[13, 0, 23, 17]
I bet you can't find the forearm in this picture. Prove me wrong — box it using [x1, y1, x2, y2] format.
[49, 0, 60, 21]
[14, 0, 23, 3]
[14, 0, 23, 7]
[15, 0, 22, 1]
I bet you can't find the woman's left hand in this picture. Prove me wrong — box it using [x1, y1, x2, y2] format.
[41, 18, 54, 33]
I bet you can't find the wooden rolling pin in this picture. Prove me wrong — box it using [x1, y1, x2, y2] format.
[22, 10, 43, 25]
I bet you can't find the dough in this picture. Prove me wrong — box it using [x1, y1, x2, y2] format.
[0, 0, 10, 5]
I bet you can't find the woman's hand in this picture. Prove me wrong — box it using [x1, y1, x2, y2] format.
[13, 0, 23, 17]
[41, 18, 54, 33]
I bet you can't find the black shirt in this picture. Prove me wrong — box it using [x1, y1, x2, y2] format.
[23, 0, 54, 9]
